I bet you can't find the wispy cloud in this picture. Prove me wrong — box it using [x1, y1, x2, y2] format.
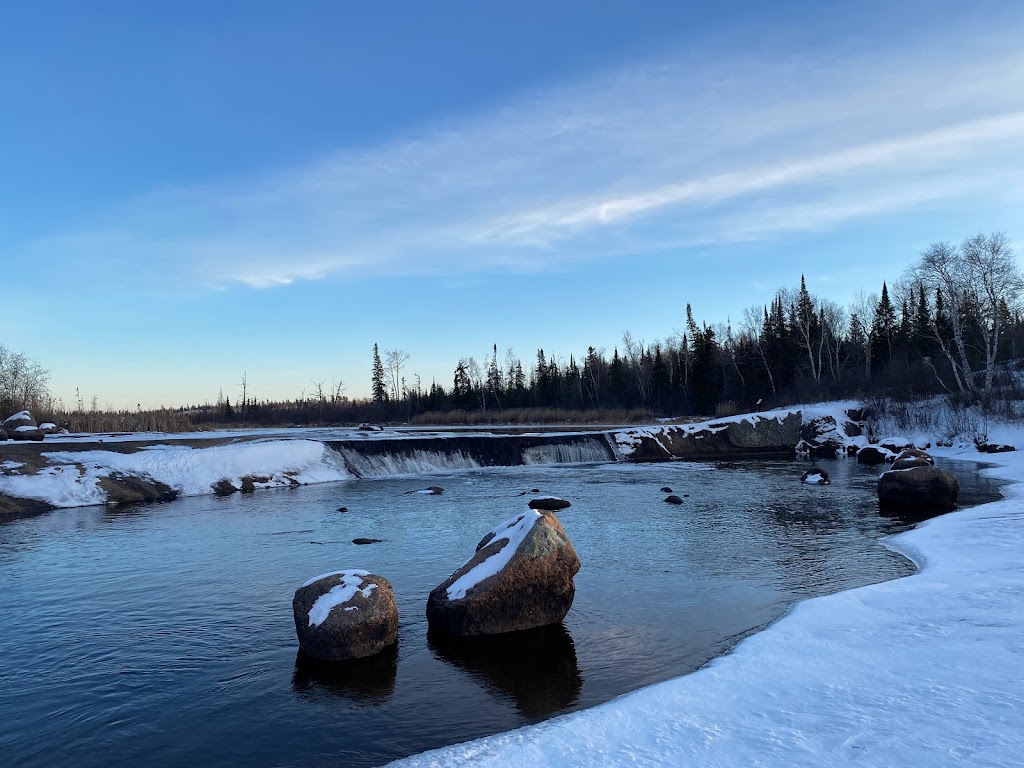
[26, 26, 1024, 290]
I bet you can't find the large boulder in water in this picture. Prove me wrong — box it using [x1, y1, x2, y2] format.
[293, 570, 398, 661]
[878, 466, 960, 511]
[427, 510, 580, 636]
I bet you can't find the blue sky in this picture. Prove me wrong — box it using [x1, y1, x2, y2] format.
[2, 1, 1023, 409]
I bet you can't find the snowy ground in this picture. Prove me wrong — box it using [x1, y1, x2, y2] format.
[391, 439, 1024, 767]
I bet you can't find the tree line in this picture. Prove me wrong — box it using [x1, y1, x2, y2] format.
[6, 232, 1023, 430]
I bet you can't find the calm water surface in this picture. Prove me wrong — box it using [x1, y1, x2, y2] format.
[0, 457, 1001, 767]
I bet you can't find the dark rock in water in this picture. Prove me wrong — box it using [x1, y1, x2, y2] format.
[660, 486, 673, 493]
[800, 467, 831, 485]
[664, 495, 684, 505]
[352, 538, 383, 545]
[357, 423, 384, 431]
[530, 489, 540, 493]
[426, 510, 580, 636]
[337, 506, 349, 513]
[293, 571, 398, 661]
[878, 466, 960, 511]
[428, 622, 581, 717]
[426, 485, 444, 494]
[293, 645, 397, 703]
[98, 474, 178, 504]
[213, 479, 239, 495]
[0, 429, 6, 441]
[683, 494, 690, 498]
[528, 497, 570, 510]
[857, 446, 893, 465]
[979, 443, 1015, 453]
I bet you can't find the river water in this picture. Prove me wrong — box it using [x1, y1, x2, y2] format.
[0, 456, 1002, 767]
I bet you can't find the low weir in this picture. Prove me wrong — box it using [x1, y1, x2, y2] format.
[325, 432, 620, 478]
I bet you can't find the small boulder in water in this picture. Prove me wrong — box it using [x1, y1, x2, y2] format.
[664, 495, 684, 505]
[426, 510, 580, 636]
[293, 570, 398, 661]
[528, 497, 570, 511]
[660, 486, 673, 493]
[857, 446, 894, 465]
[800, 467, 831, 485]
[352, 538, 383, 545]
[337, 506, 349, 513]
[213, 479, 239, 495]
[411, 486, 444, 495]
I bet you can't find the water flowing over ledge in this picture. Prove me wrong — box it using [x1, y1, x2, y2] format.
[0, 405, 841, 511]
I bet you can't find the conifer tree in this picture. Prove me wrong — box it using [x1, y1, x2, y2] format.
[372, 344, 388, 404]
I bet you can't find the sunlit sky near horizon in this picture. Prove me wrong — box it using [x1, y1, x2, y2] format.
[3, 1, 1024, 409]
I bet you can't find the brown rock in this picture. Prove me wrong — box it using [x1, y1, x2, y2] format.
[98, 474, 178, 504]
[894, 449, 934, 464]
[878, 465, 960, 511]
[293, 571, 398, 661]
[426, 511, 580, 636]
[213, 479, 239, 495]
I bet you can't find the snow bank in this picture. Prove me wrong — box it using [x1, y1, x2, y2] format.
[393, 440, 1024, 766]
[0, 440, 351, 508]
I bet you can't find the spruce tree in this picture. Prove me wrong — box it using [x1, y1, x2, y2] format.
[870, 283, 897, 367]
[372, 344, 388, 403]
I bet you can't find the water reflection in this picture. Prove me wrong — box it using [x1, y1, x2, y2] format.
[428, 622, 582, 717]
[291, 645, 397, 704]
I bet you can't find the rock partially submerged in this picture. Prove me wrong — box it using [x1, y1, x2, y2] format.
[427, 510, 580, 636]
[664, 494, 684, 505]
[800, 467, 831, 485]
[98, 474, 178, 504]
[857, 445, 895, 465]
[293, 570, 398, 661]
[528, 497, 570, 511]
[352, 538, 383, 545]
[878, 465, 960, 511]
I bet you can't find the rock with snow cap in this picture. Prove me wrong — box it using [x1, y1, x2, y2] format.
[426, 510, 580, 636]
[800, 467, 831, 485]
[891, 449, 935, 471]
[2, 411, 36, 432]
[528, 496, 570, 511]
[293, 570, 398, 661]
[38, 422, 60, 435]
[878, 437, 914, 454]
[878, 465, 959, 511]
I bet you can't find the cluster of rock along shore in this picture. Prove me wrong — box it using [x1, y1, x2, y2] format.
[0, 411, 63, 442]
[293, 496, 580, 661]
[797, 409, 968, 511]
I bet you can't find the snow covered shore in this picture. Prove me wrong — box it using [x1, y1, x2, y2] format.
[391, 444, 1024, 767]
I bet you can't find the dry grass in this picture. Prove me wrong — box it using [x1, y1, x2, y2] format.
[409, 407, 656, 426]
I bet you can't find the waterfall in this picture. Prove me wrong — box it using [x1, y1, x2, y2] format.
[324, 432, 620, 478]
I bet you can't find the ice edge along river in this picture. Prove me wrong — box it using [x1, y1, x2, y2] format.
[391, 442, 1024, 768]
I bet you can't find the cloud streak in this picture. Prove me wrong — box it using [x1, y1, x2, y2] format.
[26, 25, 1024, 290]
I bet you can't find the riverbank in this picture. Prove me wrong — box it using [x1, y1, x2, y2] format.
[391, 442, 1024, 767]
